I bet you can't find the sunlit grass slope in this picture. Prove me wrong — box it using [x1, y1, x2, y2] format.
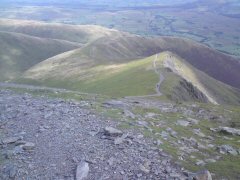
[18, 55, 159, 97]
[18, 52, 240, 105]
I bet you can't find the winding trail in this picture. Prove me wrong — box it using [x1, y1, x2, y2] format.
[125, 54, 165, 99]
[153, 54, 165, 96]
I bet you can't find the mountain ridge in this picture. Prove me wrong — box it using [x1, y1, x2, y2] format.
[0, 19, 239, 105]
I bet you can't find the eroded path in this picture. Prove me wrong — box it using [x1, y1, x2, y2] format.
[153, 54, 165, 96]
[125, 54, 165, 99]
[0, 89, 187, 179]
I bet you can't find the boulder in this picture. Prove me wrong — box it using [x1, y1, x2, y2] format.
[219, 127, 240, 136]
[2, 137, 22, 144]
[104, 127, 123, 137]
[217, 145, 238, 156]
[22, 142, 35, 151]
[176, 120, 190, 127]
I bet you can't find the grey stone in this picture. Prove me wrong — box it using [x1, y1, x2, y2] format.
[15, 140, 28, 146]
[107, 157, 115, 166]
[22, 142, 35, 151]
[13, 146, 24, 155]
[88, 130, 99, 137]
[210, 128, 218, 132]
[2, 137, 22, 144]
[219, 127, 240, 136]
[103, 100, 125, 108]
[137, 121, 149, 127]
[192, 170, 212, 180]
[195, 160, 205, 166]
[4, 164, 17, 179]
[166, 128, 178, 137]
[145, 112, 157, 119]
[205, 159, 216, 163]
[160, 131, 169, 139]
[114, 137, 125, 145]
[187, 118, 199, 125]
[193, 129, 206, 138]
[217, 145, 238, 156]
[154, 140, 163, 146]
[170, 172, 181, 178]
[176, 120, 190, 127]
[104, 127, 123, 137]
[76, 162, 89, 180]
[123, 109, 136, 119]
[139, 164, 150, 174]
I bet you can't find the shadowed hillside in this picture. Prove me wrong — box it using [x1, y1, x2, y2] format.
[0, 31, 80, 81]
[155, 37, 240, 90]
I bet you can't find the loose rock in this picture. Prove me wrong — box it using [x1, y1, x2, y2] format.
[104, 127, 123, 137]
[76, 161, 89, 180]
[219, 127, 240, 136]
[123, 109, 136, 119]
[176, 120, 190, 127]
[139, 164, 150, 174]
[192, 170, 212, 180]
[2, 137, 22, 144]
[217, 145, 238, 156]
[22, 142, 35, 151]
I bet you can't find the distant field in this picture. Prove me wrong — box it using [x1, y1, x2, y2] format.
[0, 1, 239, 57]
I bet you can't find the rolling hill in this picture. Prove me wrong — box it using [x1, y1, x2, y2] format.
[0, 31, 80, 81]
[0, 19, 239, 105]
[0, 18, 122, 45]
[19, 50, 240, 105]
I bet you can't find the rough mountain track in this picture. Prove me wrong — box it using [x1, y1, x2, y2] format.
[0, 89, 188, 179]
[125, 54, 165, 99]
[153, 54, 165, 96]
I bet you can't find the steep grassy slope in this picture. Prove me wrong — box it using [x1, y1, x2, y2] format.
[0, 20, 239, 104]
[18, 32, 240, 89]
[0, 31, 80, 81]
[19, 51, 240, 105]
[155, 37, 240, 90]
[0, 18, 122, 44]
[1, 19, 239, 89]
[18, 54, 159, 97]
[159, 52, 240, 105]
[90, 35, 240, 89]
[46, 33, 240, 89]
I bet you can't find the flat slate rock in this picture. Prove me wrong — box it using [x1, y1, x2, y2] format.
[76, 162, 89, 180]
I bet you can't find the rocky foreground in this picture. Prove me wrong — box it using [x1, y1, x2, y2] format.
[1, 89, 238, 179]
